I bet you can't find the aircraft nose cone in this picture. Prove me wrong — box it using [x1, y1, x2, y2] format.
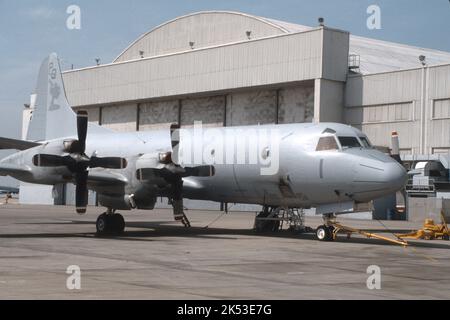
[382, 161, 408, 192]
[355, 159, 407, 193]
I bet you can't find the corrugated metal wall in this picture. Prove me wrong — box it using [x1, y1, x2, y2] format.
[62, 28, 348, 107]
[322, 28, 350, 82]
[426, 64, 450, 154]
[115, 12, 286, 62]
[314, 79, 345, 123]
[344, 64, 450, 154]
[345, 69, 422, 106]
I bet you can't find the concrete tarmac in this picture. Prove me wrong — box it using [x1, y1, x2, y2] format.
[0, 204, 449, 299]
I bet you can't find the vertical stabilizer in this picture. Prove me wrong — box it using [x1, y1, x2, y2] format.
[26, 53, 110, 141]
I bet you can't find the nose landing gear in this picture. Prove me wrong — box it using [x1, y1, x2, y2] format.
[96, 209, 125, 236]
[316, 214, 336, 241]
[316, 225, 335, 241]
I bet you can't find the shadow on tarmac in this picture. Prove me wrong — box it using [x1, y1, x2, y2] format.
[1, 219, 450, 249]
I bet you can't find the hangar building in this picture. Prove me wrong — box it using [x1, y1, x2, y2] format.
[20, 11, 450, 215]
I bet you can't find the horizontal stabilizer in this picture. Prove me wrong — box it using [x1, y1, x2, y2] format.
[0, 137, 40, 150]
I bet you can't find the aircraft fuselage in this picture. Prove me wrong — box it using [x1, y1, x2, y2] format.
[1, 122, 407, 210]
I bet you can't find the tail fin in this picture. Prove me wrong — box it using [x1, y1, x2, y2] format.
[27, 53, 110, 141]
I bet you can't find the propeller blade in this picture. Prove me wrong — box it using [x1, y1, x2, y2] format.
[33, 154, 68, 167]
[391, 131, 408, 219]
[390, 131, 402, 164]
[77, 111, 88, 154]
[136, 168, 174, 181]
[75, 170, 89, 214]
[90, 157, 128, 169]
[136, 168, 153, 181]
[183, 165, 215, 177]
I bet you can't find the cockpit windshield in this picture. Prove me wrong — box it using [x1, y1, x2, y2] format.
[338, 136, 362, 149]
[316, 134, 373, 152]
[316, 136, 339, 151]
[359, 136, 372, 148]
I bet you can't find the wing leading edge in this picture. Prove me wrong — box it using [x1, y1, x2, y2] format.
[0, 163, 33, 179]
[0, 137, 41, 151]
[87, 171, 128, 187]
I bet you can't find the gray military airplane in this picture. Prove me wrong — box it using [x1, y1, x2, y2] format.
[0, 54, 407, 240]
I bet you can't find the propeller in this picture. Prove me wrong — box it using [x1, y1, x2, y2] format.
[135, 151, 215, 226]
[33, 111, 127, 214]
[390, 131, 408, 218]
[390, 131, 402, 164]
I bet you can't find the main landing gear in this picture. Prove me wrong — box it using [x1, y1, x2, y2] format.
[254, 206, 309, 233]
[96, 209, 125, 236]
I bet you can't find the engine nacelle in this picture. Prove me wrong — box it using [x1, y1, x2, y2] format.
[97, 193, 156, 210]
[98, 194, 136, 211]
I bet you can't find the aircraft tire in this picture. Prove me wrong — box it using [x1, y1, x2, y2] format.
[316, 225, 333, 241]
[96, 213, 109, 235]
[111, 214, 125, 235]
[96, 213, 125, 235]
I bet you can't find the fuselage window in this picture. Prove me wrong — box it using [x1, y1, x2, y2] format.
[316, 136, 339, 151]
[338, 136, 362, 149]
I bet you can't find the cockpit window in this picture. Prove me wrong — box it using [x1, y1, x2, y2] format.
[338, 136, 362, 149]
[316, 136, 339, 151]
[359, 136, 372, 148]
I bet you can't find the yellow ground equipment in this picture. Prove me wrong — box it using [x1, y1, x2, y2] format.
[329, 222, 409, 246]
[396, 211, 450, 241]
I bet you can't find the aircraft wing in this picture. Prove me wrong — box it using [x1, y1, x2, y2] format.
[0, 163, 33, 179]
[0, 164, 126, 188]
[87, 171, 128, 187]
[0, 137, 41, 150]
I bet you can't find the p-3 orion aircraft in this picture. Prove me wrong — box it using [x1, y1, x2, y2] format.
[0, 54, 407, 240]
